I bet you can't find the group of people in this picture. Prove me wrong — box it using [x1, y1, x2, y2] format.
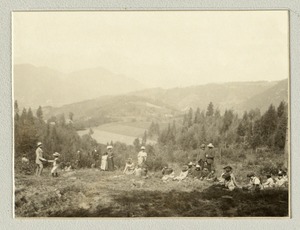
[27, 141, 289, 191]
[123, 146, 148, 178]
[34, 142, 61, 177]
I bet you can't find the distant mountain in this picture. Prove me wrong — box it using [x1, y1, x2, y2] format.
[129, 80, 288, 113]
[238, 79, 288, 112]
[43, 95, 177, 123]
[14, 64, 145, 109]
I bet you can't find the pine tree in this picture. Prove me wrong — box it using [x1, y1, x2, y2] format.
[36, 106, 43, 121]
[206, 102, 214, 117]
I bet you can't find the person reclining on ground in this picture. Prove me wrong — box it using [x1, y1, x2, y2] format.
[173, 165, 189, 181]
[206, 170, 217, 182]
[262, 174, 275, 189]
[162, 166, 175, 182]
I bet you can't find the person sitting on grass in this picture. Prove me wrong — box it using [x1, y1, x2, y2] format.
[206, 170, 217, 182]
[220, 166, 239, 191]
[48, 152, 61, 177]
[200, 168, 210, 180]
[64, 162, 72, 171]
[162, 167, 175, 182]
[123, 158, 136, 175]
[262, 174, 275, 189]
[192, 164, 202, 179]
[275, 172, 288, 188]
[173, 165, 189, 181]
[244, 172, 262, 191]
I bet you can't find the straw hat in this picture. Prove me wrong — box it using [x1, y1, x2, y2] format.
[107, 145, 113, 150]
[37, 142, 42, 147]
[207, 143, 214, 148]
[141, 146, 146, 150]
[223, 166, 232, 170]
[53, 152, 60, 157]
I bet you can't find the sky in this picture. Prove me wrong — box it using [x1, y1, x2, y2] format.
[13, 11, 289, 88]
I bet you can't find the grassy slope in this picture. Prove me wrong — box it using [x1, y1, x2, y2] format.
[15, 168, 288, 217]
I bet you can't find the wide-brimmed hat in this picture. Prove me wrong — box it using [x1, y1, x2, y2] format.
[188, 162, 193, 166]
[37, 142, 42, 147]
[107, 145, 113, 150]
[223, 166, 232, 170]
[196, 164, 201, 168]
[53, 152, 60, 157]
[141, 146, 146, 150]
[207, 143, 214, 148]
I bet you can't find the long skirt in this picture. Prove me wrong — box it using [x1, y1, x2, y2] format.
[107, 158, 114, 171]
[100, 159, 108, 171]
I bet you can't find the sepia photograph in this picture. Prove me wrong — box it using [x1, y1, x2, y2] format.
[13, 10, 289, 218]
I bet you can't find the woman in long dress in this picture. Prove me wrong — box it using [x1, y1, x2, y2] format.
[107, 146, 114, 171]
[100, 152, 108, 171]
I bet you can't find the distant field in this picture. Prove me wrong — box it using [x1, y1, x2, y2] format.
[77, 122, 158, 145]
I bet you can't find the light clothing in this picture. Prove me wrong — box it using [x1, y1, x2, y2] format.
[174, 170, 189, 181]
[22, 157, 29, 163]
[50, 157, 60, 174]
[223, 173, 238, 191]
[248, 176, 262, 190]
[35, 147, 46, 164]
[100, 155, 108, 170]
[123, 162, 136, 175]
[263, 178, 275, 188]
[162, 172, 175, 182]
[137, 151, 147, 165]
[275, 177, 287, 188]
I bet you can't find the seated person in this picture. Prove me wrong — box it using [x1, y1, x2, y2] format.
[244, 172, 262, 191]
[173, 165, 189, 181]
[200, 168, 210, 180]
[262, 174, 275, 189]
[221, 166, 239, 191]
[192, 164, 202, 179]
[275, 172, 288, 188]
[206, 170, 217, 182]
[162, 166, 175, 181]
[123, 158, 136, 175]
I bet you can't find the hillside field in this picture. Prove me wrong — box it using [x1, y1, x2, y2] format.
[15, 168, 288, 218]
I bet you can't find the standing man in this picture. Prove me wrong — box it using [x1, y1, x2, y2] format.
[35, 142, 47, 176]
[205, 143, 215, 172]
[107, 145, 114, 171]
[137, 146, 147, 166]
[197, 144, 206, 169]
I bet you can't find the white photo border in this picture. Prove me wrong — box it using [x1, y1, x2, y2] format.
[1, 0, 300, 229]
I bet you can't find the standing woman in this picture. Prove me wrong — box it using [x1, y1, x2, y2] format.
[107, 145, 114, 171]
[100, 152, 108, 171]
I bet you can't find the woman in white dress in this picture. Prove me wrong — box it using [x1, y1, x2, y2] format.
[100, 152, 108, 171]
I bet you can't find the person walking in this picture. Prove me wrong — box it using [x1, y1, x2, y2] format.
[35, 142, 47, 176]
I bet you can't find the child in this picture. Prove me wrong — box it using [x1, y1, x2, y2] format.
[263, 174, 275, 189]
[49, 152, 60, 177]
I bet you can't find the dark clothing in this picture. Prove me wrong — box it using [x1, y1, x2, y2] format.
[205, 149, 215, 171]
[107, 152, 114, 171]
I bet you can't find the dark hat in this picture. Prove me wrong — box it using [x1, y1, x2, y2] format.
[223, 166, 232, 170]
[247, 172, 255, 177]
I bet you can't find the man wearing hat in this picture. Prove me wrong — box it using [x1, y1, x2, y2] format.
[35, 142, 47, 176]
[137, 146, 147, 166]
[205, 143, 215, 172]
[197, 144, 206, 169]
